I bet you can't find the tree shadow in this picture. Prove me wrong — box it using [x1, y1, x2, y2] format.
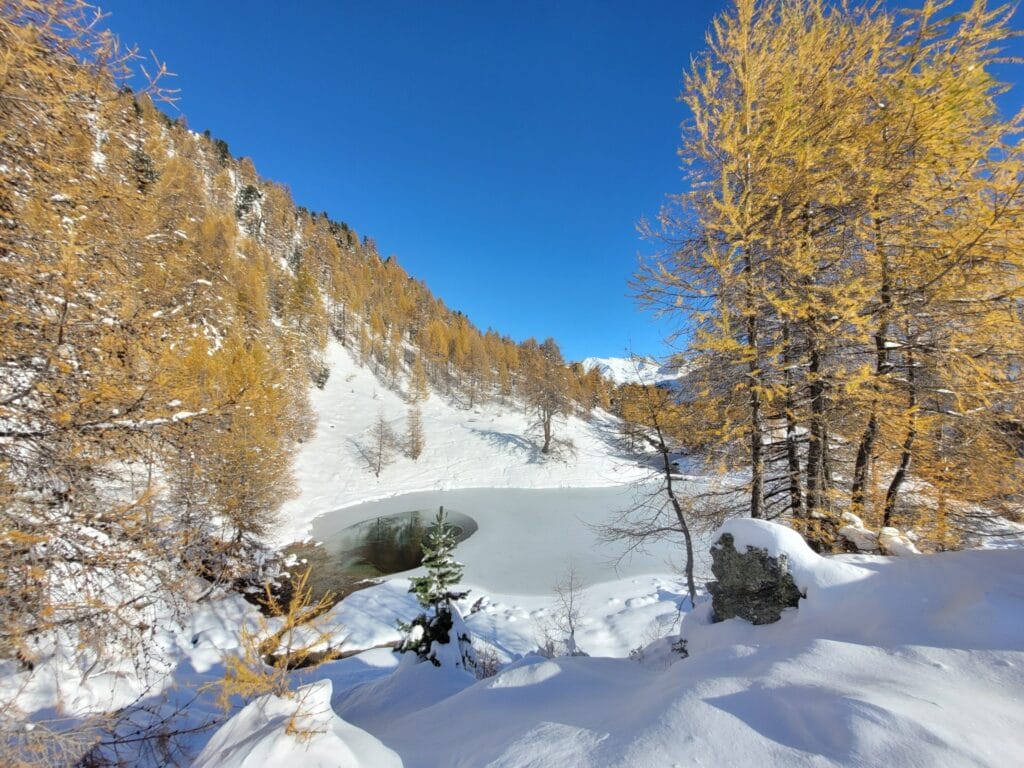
[468, 428, 546, 465]
[347, 436, 377, 475]
[583, 409, 657, 465]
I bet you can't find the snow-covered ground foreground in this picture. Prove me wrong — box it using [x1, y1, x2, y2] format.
[277, 342, 651, 545]
[192, 679, 401, 768]
[14, 513, 1024, 766]
[296, 572, 693, 661]
[205, 519, 1024, 768]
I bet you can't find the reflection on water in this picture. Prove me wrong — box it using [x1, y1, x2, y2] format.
[286, 507, 478, 602]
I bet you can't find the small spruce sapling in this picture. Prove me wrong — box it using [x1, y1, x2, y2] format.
[397, 508, 475, 671]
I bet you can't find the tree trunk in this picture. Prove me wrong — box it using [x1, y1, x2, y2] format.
[655, 424, 697, 608]
[851, 412, 877, 513]
[883, 350, 916, 527]
[851, 212, 891, 513]
[744, 253, 765, 519]
[541, 408, 552, 454]
[783, 324, 804, 517]
[805, 342, 826, 515]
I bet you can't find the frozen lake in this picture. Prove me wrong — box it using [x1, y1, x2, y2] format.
[308, 484, 716, 594]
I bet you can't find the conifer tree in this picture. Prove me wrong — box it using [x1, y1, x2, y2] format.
[398, 509, 474, 670]
[410, 354, 430, 403]
[365, 413, 398, 478]
[406, 404, 425, 460]
[358, 324, 373, 368]
[520, 338, 570, 454]
[408, 508, 466, 610]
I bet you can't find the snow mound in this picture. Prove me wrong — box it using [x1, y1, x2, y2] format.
[714, 518, 872, 593]
[838, 512, 921, 555]
[877, 526, 921, 556]
[193, 680, 401, 768]
[838, 512, 880, 551]
[326, 526, 1024, 767]
[489, 658, 561, 688]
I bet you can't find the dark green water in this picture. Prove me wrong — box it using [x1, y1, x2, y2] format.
[285, 508, 478, 601]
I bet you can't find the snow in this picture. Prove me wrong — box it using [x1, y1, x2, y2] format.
[7, 335, 1024, 767]
[715, 518, 871, 593]
[193, 680, 401, 768]
[579, 354, 686, 386]
[320, 520, 1024, 768]
[878, 526, 921, 556]
[277, 342, 651, 544]
[838, 512, 921, 555]
[307, 572, 691, 662]
[838, 511, 879, 551]
[0, 584, 258, 719]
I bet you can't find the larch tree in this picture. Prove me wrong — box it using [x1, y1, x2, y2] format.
[365, 412, 398, 478]
[602, 381, 709, 607]
[410, 354, 430, 403]
[639, 0, 1023, 550]
[520, 338, 571, 455]
[406, 404, 425, 461]
[0, 0, 194, 670]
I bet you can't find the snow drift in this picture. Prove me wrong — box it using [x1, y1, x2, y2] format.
[313, 518, 1024, 767]
[193, 680, 401, 768]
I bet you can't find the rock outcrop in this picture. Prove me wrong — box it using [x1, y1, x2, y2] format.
[707, 532, 803, 624]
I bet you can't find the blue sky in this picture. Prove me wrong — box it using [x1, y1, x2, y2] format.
[98, 0, 722, 362]
[98, 1, 1022, 363]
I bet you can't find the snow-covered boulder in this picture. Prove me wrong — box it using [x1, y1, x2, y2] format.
[878, 526, 921, 556]
[838, 512, 921, 555]
[193, 680, 402, 768]
[711, 519, 872, 601]
[838, 511, 879, 551]
[707, 531, 803, 624]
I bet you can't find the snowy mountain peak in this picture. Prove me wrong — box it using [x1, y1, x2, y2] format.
[580, 355, 684, 386]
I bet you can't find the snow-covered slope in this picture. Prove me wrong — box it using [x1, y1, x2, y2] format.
[277, 342, 649, 544]
[579, 355, 684, 386]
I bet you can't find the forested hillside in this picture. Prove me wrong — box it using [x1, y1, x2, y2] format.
[0, 1, 611, 681]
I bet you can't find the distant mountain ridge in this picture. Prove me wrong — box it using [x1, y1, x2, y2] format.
[579, 356, 685, 386]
